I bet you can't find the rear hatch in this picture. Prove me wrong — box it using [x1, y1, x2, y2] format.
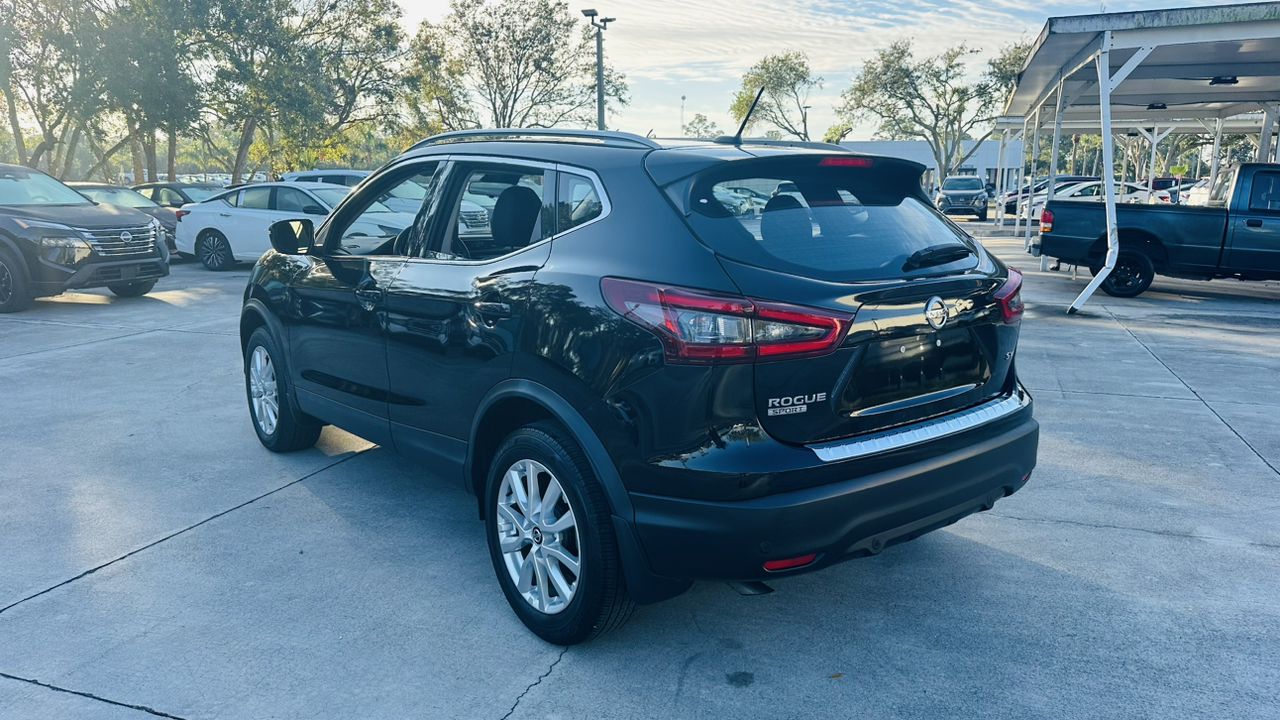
[659, 152, 1022, 445]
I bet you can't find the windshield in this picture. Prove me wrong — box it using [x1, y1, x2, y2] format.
[183, 186, 221, 202]
[682, 158, 977, 282]
[0, 169, 92, 206]
[942, 177, 983, 191]
[77, 186, 159, 208]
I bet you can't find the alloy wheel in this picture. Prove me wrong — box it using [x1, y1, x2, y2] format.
[200, 236, 226, 269]
[0, 260, 11, 304]
[249, 345, 279, 435]
[495, 459, 581, 615]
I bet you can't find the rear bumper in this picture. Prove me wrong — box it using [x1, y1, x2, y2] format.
[1038, 232, 1095, 264]
[629, 403, 1038, 582]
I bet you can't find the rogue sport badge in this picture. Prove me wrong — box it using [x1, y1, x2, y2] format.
[924, 296, 948, 329]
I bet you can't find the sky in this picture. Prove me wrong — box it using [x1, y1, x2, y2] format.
[396, 0, 1241, 140]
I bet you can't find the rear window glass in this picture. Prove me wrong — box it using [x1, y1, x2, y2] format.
[183, 186, 220, 202]
[682, 160, 978, 281]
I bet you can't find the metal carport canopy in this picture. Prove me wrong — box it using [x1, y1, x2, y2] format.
[1001, 2, 1280, 313]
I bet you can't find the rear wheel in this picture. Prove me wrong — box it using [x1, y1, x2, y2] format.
[1095, 249, 1155, 298]
[107, 280, 157, 297]
[245, 327, 321, 452]
[197, 231, 234, 271]
[0, 247, 32, 313]
[485, 421, 635, 645]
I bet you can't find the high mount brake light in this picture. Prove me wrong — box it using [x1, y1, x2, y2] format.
[601, 278, 854, 364]
[1039, 208, 1054, 233]
[994, 267, 1024, 324]
[819, 156, 873, 167]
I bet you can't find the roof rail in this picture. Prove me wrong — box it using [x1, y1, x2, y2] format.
[409, 128, 662, 151]
[712, 137, 853, 153]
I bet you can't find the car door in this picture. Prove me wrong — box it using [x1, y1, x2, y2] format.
[1225, 169, 1280, 274]
[284, 161, 442, 447]
[383, 159, 556, 468]
[225, 185, 277, 260]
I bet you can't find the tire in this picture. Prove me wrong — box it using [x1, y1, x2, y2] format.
[977, 209, 988, 222]
[0, 247, 32, 313]
[485, 421, 635, 645]
[244, 327, 322, 452]
[197, 231, 234, 271]
[1097, 249, 1156, 298]
[107, 280, 157, 297]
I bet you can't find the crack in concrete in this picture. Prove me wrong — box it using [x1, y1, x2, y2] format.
[0, 329, 158, 362]
[984, 512, 1280, 550]
[0, 449, 369, 617]
[1104, 309, 1280, 478]
[499, 648, 567, 720]
[0, 672, 188, 718]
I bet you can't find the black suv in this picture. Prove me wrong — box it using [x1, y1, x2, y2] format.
[239, 130, 1038, 644]
[1, 164, 170, 313]
[934, 175, 992, 221]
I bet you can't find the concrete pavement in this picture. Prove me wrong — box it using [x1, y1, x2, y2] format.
[1, 249, 1277, 719]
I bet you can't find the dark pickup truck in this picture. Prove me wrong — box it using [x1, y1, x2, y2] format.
[1038, 163, 1280, 297]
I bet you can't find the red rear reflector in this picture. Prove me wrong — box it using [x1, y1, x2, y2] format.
[994, 267, 1024, 324]
[1039, 208, 1053, 233]
[763, 554, 819, 571]
[819, 157, 873, 167]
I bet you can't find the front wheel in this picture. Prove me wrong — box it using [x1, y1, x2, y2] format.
[107, 280, 157, 297]
[486, 421, 635, 645]
[197, 231, 235, 271]
[1095, 249, 1156, 298]
[0, 247, 32, 313]
[244, 327, 321, 452]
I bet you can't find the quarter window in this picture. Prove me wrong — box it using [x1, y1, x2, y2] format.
[557, 173, 603, 233]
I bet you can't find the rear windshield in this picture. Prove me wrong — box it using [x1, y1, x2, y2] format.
[681, 158, 978, 282]
[183, 186, 221, 202]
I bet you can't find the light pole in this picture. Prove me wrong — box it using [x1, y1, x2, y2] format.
[681, 95, 686, 136]
[581, 9, 615, 131]
[802, 105, 811, 141]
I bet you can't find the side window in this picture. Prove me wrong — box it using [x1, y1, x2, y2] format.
[241, 187, 271, 209]
[1248, 172, 1280, 213]
[135, 187, 154, 200]
[158, 188, 184, 205]
[325, 163, 439, 257]
[274, 187, 312, 213]
[343, 175, 363, 187]
[557, 173, 604, 233]
[432, 163, 549, 261]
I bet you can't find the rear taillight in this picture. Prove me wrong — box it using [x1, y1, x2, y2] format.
[1039, 208, 1053, 233]
[994, 267, 1024, 324]
[601, 278, 853, 364]
[175, 210, 190, 222]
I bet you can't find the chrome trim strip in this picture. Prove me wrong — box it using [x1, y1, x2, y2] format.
[808, 389, 1030, 463]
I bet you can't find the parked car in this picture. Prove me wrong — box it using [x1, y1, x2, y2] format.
[282, 169, 370, 187]
[1023, 180, 1169, 219]
[1002, 175, 1096, 214]
[1184, 178, 1211, 205]
[239, 130, 1039, 645]
[68, 182, 178, 253]
[176, 181, 413, 270]
[934, 175, 991, 221]
[1038, 162, 1280, 297]
[132, 181, 226, 208]
[0, 164, 169, 312]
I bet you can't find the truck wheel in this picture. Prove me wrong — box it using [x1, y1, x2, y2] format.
[244, 327, 322, 452]
[0, 247, 32, 313]
[1098, 249, 1155, 298]
[485, 421, 635, 645]
[107, 280, 157, 297]
[197, 231, 234, 271]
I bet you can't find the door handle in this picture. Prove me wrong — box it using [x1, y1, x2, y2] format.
[1246, 218, 1263, 228]
[219, 212, 231, 217]
[354, 286, 384, 311]
[473, 300, 512, 318]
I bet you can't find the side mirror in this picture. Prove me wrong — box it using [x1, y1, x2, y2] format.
[269, 219, 313, 255]
[303, 204, 327, 216]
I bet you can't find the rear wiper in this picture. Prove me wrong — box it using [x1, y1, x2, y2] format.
[902, 244, 974, 272]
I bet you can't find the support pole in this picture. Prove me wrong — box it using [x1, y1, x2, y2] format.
[1024, 108, 1041, 252]
[1070, 31, 1118, 315]
[1043, 81, 1065, 270]
[1259, 105, 1277, 162]
[1016, 116, 1029, 237]
[1136, 126, 1175, 202]
[1208, 117, 1224, 191]
[994, 130, 1006, 225]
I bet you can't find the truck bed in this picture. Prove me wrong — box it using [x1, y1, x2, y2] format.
[1039, 200, 1228, 271]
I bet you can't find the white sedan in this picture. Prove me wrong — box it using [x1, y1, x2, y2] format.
[175, 182, 413, 270]
[1024, 180, 1169, 219]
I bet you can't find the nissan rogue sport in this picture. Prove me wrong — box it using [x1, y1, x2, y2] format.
[239, 129, 1038, 645]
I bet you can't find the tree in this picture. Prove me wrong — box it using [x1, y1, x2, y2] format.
[431, 0, 627, 129]
[729, 51, 820, 141]
[823, 123, 852, 144]
[682, 113, 720, 138]
[836, 40, 1030, 182]
[400, 20, 478, 142]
